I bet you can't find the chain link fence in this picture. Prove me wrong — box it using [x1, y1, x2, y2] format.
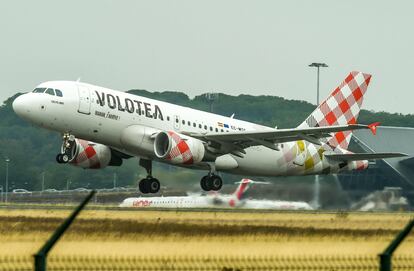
[1, 254, 414, 271]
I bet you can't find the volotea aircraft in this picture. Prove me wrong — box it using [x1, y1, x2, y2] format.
[12, 71, 406, 193]
[120, 178, 313, 210]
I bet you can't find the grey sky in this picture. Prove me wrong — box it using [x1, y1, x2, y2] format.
[1, 0, 413, 114]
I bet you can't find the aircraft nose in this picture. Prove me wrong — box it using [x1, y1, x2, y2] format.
[12, 94, 31, 118]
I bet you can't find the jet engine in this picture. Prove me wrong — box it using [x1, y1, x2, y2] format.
[154, 131, 205, 164]
[58, 138, 122, 169]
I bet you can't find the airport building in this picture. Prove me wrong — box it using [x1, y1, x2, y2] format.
[338, 126, 414, 202]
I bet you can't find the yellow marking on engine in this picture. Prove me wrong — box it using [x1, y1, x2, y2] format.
[305, 157, 315, 170]
[297, 140, 305, 152]
[318, 148, 325, 159]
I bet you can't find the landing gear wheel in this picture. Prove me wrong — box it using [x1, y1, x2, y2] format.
[139, 179, 150, 194]
[200, 176, 211, 191]
[200, 175, 223, 191]
[61, 154, 69, 163]
[56, 154, 63, 164]
[139, 177, 161, 194]
[148, 178, 160, 193]
[56, 154, 69, 164]
[209, 175, 223, 191]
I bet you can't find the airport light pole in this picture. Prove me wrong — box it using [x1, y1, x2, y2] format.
[309, 63, 328, 209]
[5, 158, 10, 203]
[42, 171, 45, 192]
[113, 173, 117, 189]
[205, 93, 218, 113]
[308, 62, 328, 105]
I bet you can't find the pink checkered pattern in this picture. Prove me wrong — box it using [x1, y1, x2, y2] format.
[167, 131, 194, 164]
[300, 71, 372, 150]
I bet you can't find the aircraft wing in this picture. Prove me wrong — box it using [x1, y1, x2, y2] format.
[187, 123, 378, 156]
[324, 152, 408, 162]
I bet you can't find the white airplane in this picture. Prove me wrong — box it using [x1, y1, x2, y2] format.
[12, 71, 406, 193]
[119, 178, 313, 210]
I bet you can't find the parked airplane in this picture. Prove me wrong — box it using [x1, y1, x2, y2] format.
[120, 178, 313, 210]
[12, 71, 406, 193]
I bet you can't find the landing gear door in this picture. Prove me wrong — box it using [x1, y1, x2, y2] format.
[77, 84, 91, 115]
[173, 115, 180, 131]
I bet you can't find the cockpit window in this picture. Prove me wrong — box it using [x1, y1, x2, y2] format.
[55, 89, 63, 97]
[45, 88, 55, 96]
[33, 88, 46, 93]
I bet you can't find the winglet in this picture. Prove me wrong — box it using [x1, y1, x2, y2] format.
[368, 122, 381, 135]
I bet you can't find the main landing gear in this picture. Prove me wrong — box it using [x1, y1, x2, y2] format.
[200, 163, 223, 191]
[200, 174, 223, 191]
[56, 133, 75, 164]
[138, 159, 160, 194]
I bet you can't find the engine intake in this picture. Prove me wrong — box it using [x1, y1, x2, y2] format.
[154, 131, 205, 164]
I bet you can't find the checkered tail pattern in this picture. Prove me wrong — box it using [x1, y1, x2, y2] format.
[299, 71, 372, 150]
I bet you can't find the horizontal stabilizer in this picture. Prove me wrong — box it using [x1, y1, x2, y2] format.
[325, 152, 408, 162]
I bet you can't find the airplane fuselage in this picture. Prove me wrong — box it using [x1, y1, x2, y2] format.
[13, 80, 359, 177]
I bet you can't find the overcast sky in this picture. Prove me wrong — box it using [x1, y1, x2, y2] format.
[1, 0, 413, 114]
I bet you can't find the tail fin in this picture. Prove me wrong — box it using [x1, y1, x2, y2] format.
[299, 71, 372, 150]
[232, 179, 253, 200]
[232, 179, 270, 200]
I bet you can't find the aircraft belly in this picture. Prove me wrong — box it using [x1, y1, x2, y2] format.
[231, 146, 288, 176]
[229, 141, 336, 177]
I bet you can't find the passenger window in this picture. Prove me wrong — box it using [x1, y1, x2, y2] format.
[215, 128, 218, 132]
[221, 129, 224, 132]
[199, 124, 202, 128]
[55, 89, 63, 97]
[167, 116, 170, 121]
[175, 118, 179, 123]
[193, 123, 196, 127]
[33, 88, 46, 93]
[45, 88, 55, 96]
[187, 121, 191, 126]
[182, 120, 185, 125]
[209, 127, 213, 131]
[204, 125, 207, 130]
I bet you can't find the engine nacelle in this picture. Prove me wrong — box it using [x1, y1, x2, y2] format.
[63, 138, 122, 169]
[154, 131, 205, 164]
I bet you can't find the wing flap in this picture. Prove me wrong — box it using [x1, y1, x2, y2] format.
[324, 152, 408, 162]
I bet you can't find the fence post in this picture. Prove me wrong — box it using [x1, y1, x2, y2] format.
[379, 219, 414, 271]
[33, 190, 96, 271]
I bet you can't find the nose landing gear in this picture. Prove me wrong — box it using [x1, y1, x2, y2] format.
[56, 133, 76, 164]
[138, 159, 161, 194]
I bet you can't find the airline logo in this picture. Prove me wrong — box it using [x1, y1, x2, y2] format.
[95, 91, 164, 120]
[132, 199, 153, 207]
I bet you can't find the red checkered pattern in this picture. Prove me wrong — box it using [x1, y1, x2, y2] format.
[234, 179, 252, 200]
[72, 139, 101, 168]
[300, 71, 372, 150]
[166, 131, 194, 164]
[355, 160, 368, 170]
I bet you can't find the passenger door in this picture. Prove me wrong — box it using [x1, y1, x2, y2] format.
[77, 84, 91, 115]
